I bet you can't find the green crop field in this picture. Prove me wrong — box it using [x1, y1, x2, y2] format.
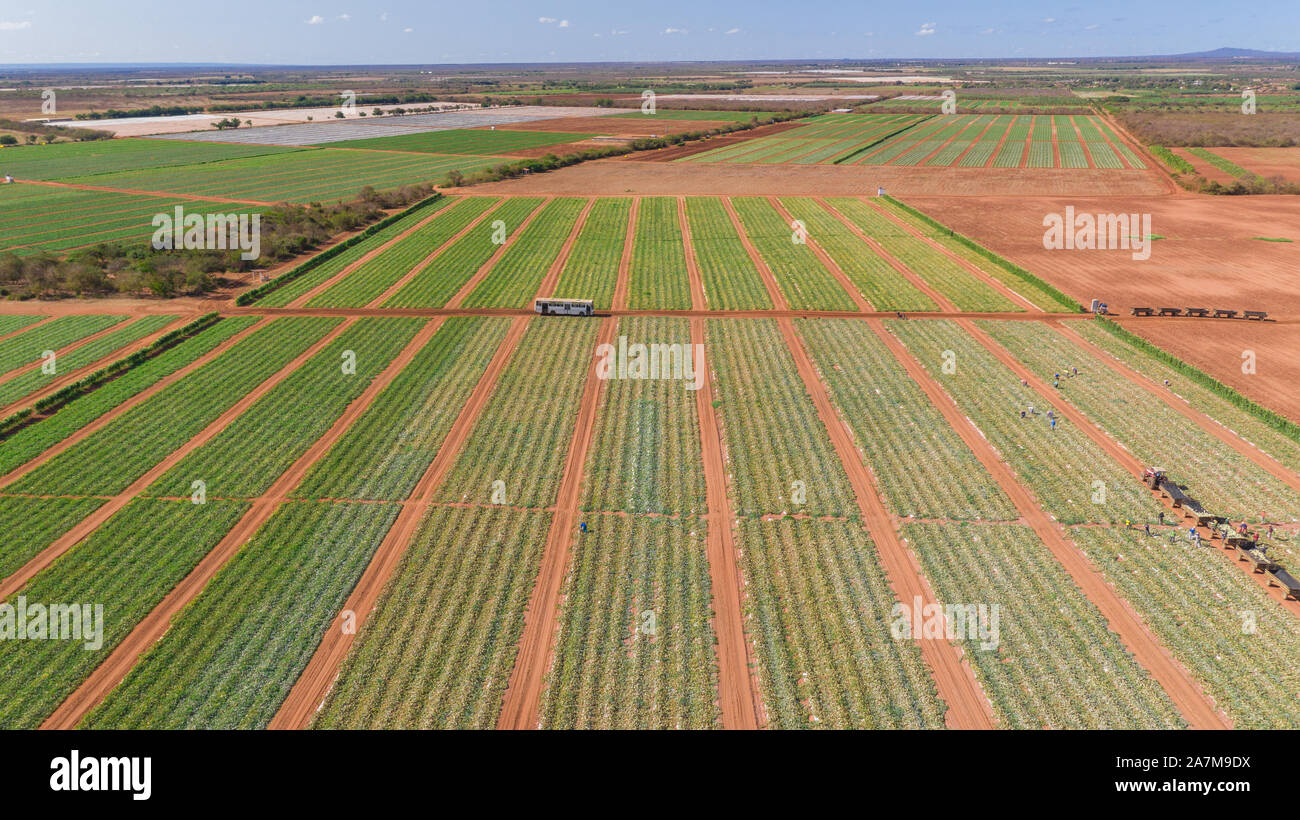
[57, 147, 501, 204]
[0, 138, 298, 181]
[320, 128, 597, 155]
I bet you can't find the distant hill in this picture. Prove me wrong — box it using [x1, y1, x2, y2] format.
[1155, 47, 1300, 60]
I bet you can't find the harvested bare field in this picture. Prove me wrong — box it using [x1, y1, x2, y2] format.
[463, 159, 1170, 196]
[903, 193, 1300, 419]
[1215, 147, 1300, 184]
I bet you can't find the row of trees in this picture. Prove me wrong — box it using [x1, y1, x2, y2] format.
[0, 184, 434, 300]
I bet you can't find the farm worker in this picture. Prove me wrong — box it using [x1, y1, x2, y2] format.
[1240, 521, 1249, 535]
[1157, 511, 1165, 526]
[1144, 523, 1152, 536]
[1071, 367, 1078, 377]
[579, 522, 587, 534]
[1190, 528, 1200, 545]
[1163, 379, 1170, 388]
[1020, 410, 1026, 419]
[1268, 524, 1275, 538]
[1050, 417, 1057, 431]
[1124, 519, 1131, 529]
[1053, 379, 1060, 389]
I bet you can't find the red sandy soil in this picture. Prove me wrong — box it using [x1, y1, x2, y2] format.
[43, 317, 448, 729]
[270, 315, 532, 729]
[497, 315, 618, 730]
[461, 160, 1169, 197]
[902, 193, 1300, 420]
[611, 197, 638, 311]
[691, 317, 763, 728]
[781, 317, 997, 729]
[1214, 147, 1300, 184]
[1171, 148, 1238, 185]
[499, 140, 626, 158]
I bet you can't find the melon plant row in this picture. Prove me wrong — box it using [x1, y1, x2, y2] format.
[627, 197, 692, 310]
[1069, 526, 1300, 728]
[884, 319, 1163, 525]
[6, 317, 341, 498]
[142, 317, 425, 500]
[730, 197, 859, 311]
[0, 315, 176, 411]
[539, 515, 720, 729]
[1071, 321, 1300, 477]
[552, 197, 631, 310]
[383, 197, 542, 308]
[84, 499, 401, 729]
[303, 195, 484, 308]
[0, 498, 250, 729]
[580, 317, 707, 515]
[295, 317, 511, 501]
[0, 317, 258, 479]
[827, 199, 1020, 312]
[780, 198, 936, 311]
[0, 496, 105, 582]
[312, 506, 549, 729]
[738, 517, 946, 728]
[63, 148, 500, 204]
[979, 321, 1300, 523]
[0, 314, 128, 378]
[706, 318, 857, 517]
[795, 319, 1017, 521]
[464, 197, 588, 308]
[901, 522, 1185, 728]
[258, 207, 444, 307]
[684, 197, 772, 311]
[434, 318, 598, 508]
[872, 198, 1070, 312]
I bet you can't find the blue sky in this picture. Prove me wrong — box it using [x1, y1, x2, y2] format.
[0, 1, 1295, 64]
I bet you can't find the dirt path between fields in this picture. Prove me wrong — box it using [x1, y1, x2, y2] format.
[444, 197, 552, 309]
[611, 197, 638, 311]
[862, 197, 1041, 311]
[269, 315, 530, 729]
[815, 198, 956, 310]
[879, 318, 1229, 729]
[22, 178, 275, 207]
[720, 197, 789, 310]
[693, 317, 763, 728]
[227, 305, 1101, 321]
[42, 317, 446, 729]
[497, 315, 617, 730]
[779, 317, 997, 729]
[677, 196, 707, 311]
[0, 318, 351, 603]
[369, 199, 503, 307]
[534, 197, 594, 298]
[767, 197, 872, 311]
[287, 200, 459, 308]
[0, 315, 191, 418]
[0, 317, 273, 489]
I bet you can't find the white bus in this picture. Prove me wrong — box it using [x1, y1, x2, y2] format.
[534, 298, 595, 316]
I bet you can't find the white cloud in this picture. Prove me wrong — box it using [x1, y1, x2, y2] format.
[403, 27, 413, 32]
[538, 16, 556, 23]
[379, 12, 387, 21]
[610, 28, 629, 35]
[558, 19, 570, 27]
[0, 21, 32, 30]
[916, 22, 936, 36]
[1084, 23, 1100, 30]
[981, 27, 995, 34]
[1042, 17, 1055, 23]
[338, 13, 350, 21]
[306, 15, 324, 24]
[593, 32, 600, 37]
[725, 27, 740, 35]
[664, 27, 687, 34]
